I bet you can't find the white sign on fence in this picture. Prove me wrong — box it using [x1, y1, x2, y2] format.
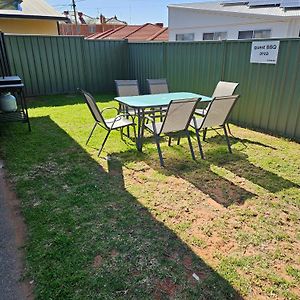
[250, 41, 280, 64]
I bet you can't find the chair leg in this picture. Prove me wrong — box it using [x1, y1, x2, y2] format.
[118, 103, 122, 114]
[203, 128, 208, 141]
[223, 125, 232, 153]
[98, 130, 110, 157]
[186, 130, 196, 161]
[132, 124, 137, 140]
[160, 107, 163, 122]
[127, 126, 130, 138]
[120, 127, 124, 141]
[177, 137, 181, 145]
[226, 123, 232, 135]
[168, 136, 172, 146]
[154, 134, 164, 167]
[195, 128, 205, 159]
[86, 122, 97, 145]
[141, 116, 145, 142]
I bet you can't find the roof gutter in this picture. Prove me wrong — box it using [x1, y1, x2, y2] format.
[167, 5, 300, 20]
[0, 14, 68, 21]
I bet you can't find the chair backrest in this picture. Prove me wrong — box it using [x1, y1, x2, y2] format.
[201, 95, 239, 129]
[147, 78, 169, 94]
[79, 89, 106, 126]
[212, 81, 239, 98]
[115, 80, 140, 97]
[160, 98, 199, 134]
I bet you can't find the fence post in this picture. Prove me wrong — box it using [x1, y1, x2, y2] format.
[163, 41, 167, 79]
[221, 40, 227, 81]
[80, 36, 88, 91]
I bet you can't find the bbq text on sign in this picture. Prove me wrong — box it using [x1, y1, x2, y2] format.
[250, 41, 280, 64]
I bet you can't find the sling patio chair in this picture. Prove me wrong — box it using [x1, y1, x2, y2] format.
[146, 78, 170, 121]
[190, 95, 239, 159]
[147, 78, 169, 94]
[79, 89, 136, 156]
[115, 79, 140, 115]
[115, 80, 140, 137]
[195, 81, 239, 135]
[144, 98, 200, 167]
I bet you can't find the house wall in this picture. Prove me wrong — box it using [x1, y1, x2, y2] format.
[0, 18, 59, 35]
[168, 7, 300, 41]
[59, 24, 123, 37]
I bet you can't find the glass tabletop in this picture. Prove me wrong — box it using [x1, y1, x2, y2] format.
[115, 92, 212, 108]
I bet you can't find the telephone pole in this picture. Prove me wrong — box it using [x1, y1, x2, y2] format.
[72, 0, 78, 25]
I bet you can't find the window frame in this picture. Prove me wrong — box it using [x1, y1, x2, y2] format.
[175, 33, 195, 41]
[203, 31, 227, 41]
[238, 29, 271, 40]
[253, 29, 271, 39]
[89, 25, 96, 34]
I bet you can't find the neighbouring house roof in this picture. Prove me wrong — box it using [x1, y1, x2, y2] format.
[168, 1, 300, 18]
[86, 23, 168, 41]
[0, 0, 67, 21]
[105, 16, 127, 25]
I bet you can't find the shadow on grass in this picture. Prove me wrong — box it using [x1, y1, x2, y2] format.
[116, 131, 298, 207]
[206, 135, 299, 193]
[0, 117, 243, 299]
[117, 136, 254, 207]
[27, 93, 115, 109]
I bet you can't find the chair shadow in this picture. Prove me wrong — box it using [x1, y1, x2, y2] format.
[0, 117, 243, 299]
[205, 135, 299, 193]
[118, 145, 254, 208]
[27, 93, 115, 109]
[226, 133, 277, 150]
[116, 130, 298, 207]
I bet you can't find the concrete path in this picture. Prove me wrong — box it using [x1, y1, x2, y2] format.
[0, 161, 28, 300]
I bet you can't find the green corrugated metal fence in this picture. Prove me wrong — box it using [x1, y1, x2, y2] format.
[5, 35, 128, 96]
[83, 39, 128, 93]
[223, 39, 300, 140]
[6, 35, 86, 96]
[128, 39, 300, 141]
[4, 34, 300, 140]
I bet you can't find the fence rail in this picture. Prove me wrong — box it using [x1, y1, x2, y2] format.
[4, 34, 300, 141]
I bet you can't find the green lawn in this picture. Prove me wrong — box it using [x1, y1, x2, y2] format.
[0, 94, 299, 300]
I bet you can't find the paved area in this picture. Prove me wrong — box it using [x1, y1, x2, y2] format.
[0, 161, 26, 300]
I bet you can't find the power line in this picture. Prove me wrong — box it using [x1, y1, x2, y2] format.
[72, 0, 78, 25]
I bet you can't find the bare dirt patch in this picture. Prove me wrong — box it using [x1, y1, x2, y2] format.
[0, 160, 34, 300]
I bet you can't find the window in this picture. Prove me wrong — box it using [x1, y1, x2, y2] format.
[203, 33, 214, 40]
[89, 25, 96, 33]
[238, 30, 253, 39]
[203, 32, 227, 41]
[176, 33, 195, 41]
[238, 29, 271, 39]
[254, 29, 271, 39]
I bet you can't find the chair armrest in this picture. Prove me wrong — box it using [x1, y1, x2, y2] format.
[144, 114, 155, 122]
[101, 107, 119, 114]
[110, 113, 135, 128]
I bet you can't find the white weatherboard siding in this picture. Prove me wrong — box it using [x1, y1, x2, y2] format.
[168, 6, 300, 41]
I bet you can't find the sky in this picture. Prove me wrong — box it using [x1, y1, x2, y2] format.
[47, 0, 213, 25]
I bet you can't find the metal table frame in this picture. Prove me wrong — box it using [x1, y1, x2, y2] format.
[0, 82, 31, 131]
[115, 92, 212, 152]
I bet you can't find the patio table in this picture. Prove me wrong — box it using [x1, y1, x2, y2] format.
[115, 92, 212, 152]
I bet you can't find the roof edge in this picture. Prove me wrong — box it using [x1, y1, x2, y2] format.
[167, 4, 298, 19]
[147, 27, 168, 41]
[0, 14, 67, 21]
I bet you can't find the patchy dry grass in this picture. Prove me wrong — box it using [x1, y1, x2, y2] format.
[0, 94, 299, 299]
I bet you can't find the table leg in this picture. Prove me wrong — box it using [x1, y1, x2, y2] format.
[21, 90, 31, 132]
[136, 108, 145, 152]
